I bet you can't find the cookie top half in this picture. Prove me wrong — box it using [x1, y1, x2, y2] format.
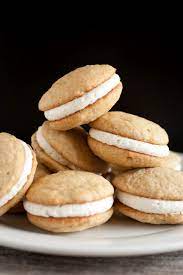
[89, 111, 169, 145]
[39, 65, 116, 111]
[113, 167, 183, 200]
[26, 171, 114, 205]
[0, 132, 25, 198]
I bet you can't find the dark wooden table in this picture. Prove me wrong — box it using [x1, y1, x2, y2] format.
[1, 246, 183, 274]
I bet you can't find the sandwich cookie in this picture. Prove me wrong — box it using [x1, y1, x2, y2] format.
[32, 122, 108, 173]
[38, 65, 122, 130]
[113, 167, 183, 224]
[0, 132, 37, 216]
[88, 112, 169, 168]
[24, 171, 114, 232]
[9, 163, 50, 214]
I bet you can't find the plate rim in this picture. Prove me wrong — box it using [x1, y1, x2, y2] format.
[1, 216, 183, 257]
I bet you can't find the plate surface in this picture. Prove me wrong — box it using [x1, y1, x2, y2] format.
[0, 152, 183, 257]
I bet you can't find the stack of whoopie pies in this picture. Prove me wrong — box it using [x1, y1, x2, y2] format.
[0, 64, 182, 233]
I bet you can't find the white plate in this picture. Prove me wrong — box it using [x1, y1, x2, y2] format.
[0, 152, 183, 257]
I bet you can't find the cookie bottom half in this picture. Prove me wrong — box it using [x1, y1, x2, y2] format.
[115, 201, 183, 224]
[27, 208, 113, 232]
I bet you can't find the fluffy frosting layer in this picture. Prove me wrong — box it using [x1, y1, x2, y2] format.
[23, 196, 114, 218]
[36, 126, 78, 170]
[0, 141, 32, 207]
[44, 74, 120, 121]
[117, 190, 183, 214]
[89, 129, 169, 157]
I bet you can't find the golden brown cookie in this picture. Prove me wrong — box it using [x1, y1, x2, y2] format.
[88, 111, 169, 168]
[32, 122, 108, 173]
[24, 171, 114, 232]
[27, 209, 113, 233]
[89, 111, 168, 144]
[0, 132, 37, 216]
[113, 167, 183, 224]
[38, 65, 123, 130]
[115, 202, 183, 224]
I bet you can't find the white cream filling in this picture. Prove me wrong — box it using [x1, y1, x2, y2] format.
[44, 74, 120, 121]
[0, 141, 32, 208]
[23, 196, 113, 218]
[117, 191, 183, 214]
[36, 126, 78, 170]
[89, 129, 169, 157]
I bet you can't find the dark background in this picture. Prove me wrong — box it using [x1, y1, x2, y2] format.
[0, 31, 182, 151]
